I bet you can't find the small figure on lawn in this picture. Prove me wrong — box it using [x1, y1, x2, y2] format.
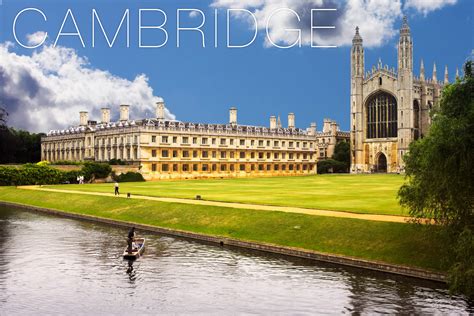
[114, 182, 120, 196]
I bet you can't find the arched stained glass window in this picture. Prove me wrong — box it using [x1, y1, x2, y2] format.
[366, 92, 397, 139]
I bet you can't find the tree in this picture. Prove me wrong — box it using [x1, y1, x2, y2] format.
[0, 128, 45, 163]
[332, 141, 350, 170]
[398, 61, 473, 297]
[0, 108, 7, 129]
[317, 159, 347, 174]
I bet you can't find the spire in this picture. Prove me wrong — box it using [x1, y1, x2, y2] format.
[352, 26, 363, 46]
[420, 59, 425, 81]
[432, 63, 437, 82]
[398, 16, 412, 71]
[456, 67, 460, 80]
[351, 26, 364, 78]
[378, 58, 382, 69]
[400, 15, 410, 37]
[444, 66, 449, 84]
[277, 115, 282, 128]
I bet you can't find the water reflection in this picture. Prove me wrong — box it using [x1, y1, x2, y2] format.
[0, 205, 472, 314]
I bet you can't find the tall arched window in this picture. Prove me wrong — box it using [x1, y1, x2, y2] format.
[413, 100, 420, 140]
[366, 92, 397, 138]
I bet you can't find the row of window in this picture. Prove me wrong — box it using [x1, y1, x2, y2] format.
[96, 135, 138, 146]
[43, 141, 83, 150]
[150, 163, 314, 172]
[151, 149, 314, 160]
[152, 135, 314, 148]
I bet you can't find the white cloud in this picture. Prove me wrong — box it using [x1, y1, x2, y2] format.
[210, 0, 455, 47]
[26, 31, 47, 47]
[404, 0, 457, 15]
[211, 0, 403, 48]
[0, 43, 174, 133]
[189, 10, 201, 18]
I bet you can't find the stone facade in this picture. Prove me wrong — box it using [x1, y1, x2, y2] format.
[316, 119, 350, 160]
[42, 105, 348, 180]
[350, 17, 451, 173]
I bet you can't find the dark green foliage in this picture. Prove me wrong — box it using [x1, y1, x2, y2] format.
[332, 141, 350, 171]
[0, 166, 17, 185]
[109, 159, 127, 165]
[62, 170, 83, 184]
[0, 128, 44, 163]
[81, 162, 112, 180]
[0, 107, 7, 129]
[113, 171, 145, 182]
[0, 162, 112, 185]
[448, 228, 474, 297]
[398, 61, 474, 298]
[51, 160, 82, 166]
[0, 164, 65, 185]
[317, 159, 347, 174]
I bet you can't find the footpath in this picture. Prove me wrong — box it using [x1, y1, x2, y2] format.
[21, 186, 412, 224]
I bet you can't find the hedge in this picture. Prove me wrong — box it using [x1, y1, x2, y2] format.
[0, 164, 65, 185]
[0, 162, 114, 185]
[81, 162, 112, 181]
[317, 159, 349, 174]
[113, 171, 145, 182]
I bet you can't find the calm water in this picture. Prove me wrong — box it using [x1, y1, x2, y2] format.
[0, 206, 472, 315]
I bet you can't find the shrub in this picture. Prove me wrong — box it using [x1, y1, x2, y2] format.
[50, 160, 82, 165]
[81, 162, 112, 180]
[114, 171, 145, 182]
[109, 158, 126, 165]
[317, 159, 348, 174]
[36, 160, 50, 166]
[0, 164, 65, 185]
[0, 166, 18, 185]
[62, 170, 83, 184]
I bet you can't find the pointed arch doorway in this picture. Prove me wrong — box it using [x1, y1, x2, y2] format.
[376, 153, 387, 173]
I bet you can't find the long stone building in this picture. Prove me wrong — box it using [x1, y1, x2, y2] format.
[41, 103, 349, 180]
[350, 17, 453, 173]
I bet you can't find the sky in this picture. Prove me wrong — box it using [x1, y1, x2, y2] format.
[0, 0, 472, 133]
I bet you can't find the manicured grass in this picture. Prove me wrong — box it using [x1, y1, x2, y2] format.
[48, 174, 406, 215]
[0, 186, 447, 272]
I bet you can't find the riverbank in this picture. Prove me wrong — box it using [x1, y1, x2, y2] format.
[0, 186, 449, 281]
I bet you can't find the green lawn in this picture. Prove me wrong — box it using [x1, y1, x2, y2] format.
[48, 174, 406, 215]
[0, 186, 447, 272]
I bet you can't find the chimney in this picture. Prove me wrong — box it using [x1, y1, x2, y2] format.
[156, 101, 165, 120]
[323, 118, 331, 133]
[308, 122, 316, 136]
[229, 107, 237, 125]
[270, 115, 276, 129]
[79, 111, 88, 126]
[420, 59, 425, 82]
[120, 104, 130, 121]
[288, 113, 295, 129]
[101, 107, 110, 123]
[330, 121, 338, 135]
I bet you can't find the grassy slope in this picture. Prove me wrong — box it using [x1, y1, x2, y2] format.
[0, 186, 447, 271]
[47, 174, 406, 215]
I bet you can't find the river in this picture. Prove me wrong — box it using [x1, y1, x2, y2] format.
[0, 206, 471, 314]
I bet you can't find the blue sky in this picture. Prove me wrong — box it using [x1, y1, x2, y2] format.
[0, 0, 472, 132]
